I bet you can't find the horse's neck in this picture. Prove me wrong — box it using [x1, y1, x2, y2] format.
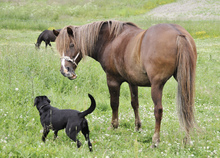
[84, 22, 134, 60]
[37, 40, 42, 45]
[37, 33, 44, 44]
[89, 26, 144, 62]
[89, 31, 111, 61]
[88, 43, 103, 61]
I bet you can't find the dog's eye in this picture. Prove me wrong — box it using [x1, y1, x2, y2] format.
[70, 43, 74, 47]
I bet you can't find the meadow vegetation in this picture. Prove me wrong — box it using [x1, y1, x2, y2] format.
[0, 0, 219, 157]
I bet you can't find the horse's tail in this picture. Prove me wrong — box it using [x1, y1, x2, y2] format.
[176, 35, 197, 136]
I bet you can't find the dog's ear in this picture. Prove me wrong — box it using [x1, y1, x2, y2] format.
[47, 98, 51, 103]
[34, 97, 38, 106]
[45, 96, 50, 103]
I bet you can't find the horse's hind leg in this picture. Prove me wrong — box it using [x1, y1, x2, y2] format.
[129, 84, 141, 131]
[150, 83, 164, 148]
[107, 76, 121, 128]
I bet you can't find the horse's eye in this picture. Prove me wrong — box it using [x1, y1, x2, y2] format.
[70, 44, 74, 47]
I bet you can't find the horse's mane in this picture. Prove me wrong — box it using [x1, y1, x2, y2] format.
[56, 20, 138, 57]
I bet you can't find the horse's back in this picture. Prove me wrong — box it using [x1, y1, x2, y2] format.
[41, 30, 56, 42]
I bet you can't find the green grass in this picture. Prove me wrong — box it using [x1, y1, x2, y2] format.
[0, 0, 220, 157]
[0, 0, 176, 30]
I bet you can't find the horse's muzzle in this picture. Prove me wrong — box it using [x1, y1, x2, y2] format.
[60, 68, 77, 80]
[68, 74, 77, 80]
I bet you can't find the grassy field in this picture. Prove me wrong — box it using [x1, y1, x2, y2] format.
[0, 0, 219, 157]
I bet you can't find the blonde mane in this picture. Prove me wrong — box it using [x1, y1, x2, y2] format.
[56, 20, 137, 57]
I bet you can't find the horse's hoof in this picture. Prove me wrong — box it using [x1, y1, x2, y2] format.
[135, 123, 141, 132]
[107, 126, 112, 130]
[111, 121, 119, 129]
[107, 125, 118, 130]
[135, 127, 142, 132]
[183, 136, 191, 146]
[150, 143, 158, 148]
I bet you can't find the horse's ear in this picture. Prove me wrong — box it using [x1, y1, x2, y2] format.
[53, 29, 59, 36]
[67, 27, 73, 36]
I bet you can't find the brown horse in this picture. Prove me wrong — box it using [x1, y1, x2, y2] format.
[53, 21, 197, 148]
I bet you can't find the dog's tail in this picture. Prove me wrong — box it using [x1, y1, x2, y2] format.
[79, 94, 96, 118]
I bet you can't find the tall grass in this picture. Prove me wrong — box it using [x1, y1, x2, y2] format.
[1, 0, 219, 38]
[0, 0, 219, 157]
[0, 0, 175, 30]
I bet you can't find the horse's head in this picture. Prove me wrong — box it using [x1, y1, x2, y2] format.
[53, 27, 82, 80]
[35, 43, 40, 49]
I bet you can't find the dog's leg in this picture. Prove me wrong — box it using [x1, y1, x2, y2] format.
[86, 134, 92, 152]
[54, 130, 58, 140]
[42, 127, 50, 142]
[81, 120, 92, 152]
[82, 131, 92, 151]
[77, 140, 82, 148]
[65, 126, 82, 148]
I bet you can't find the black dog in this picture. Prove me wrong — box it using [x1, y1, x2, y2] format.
[34, 94, 96, 151]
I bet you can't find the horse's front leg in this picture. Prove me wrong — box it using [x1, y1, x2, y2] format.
[129, 84, 141, 131]
[107, 76, 121, 129]
[151, 83, 164, 148]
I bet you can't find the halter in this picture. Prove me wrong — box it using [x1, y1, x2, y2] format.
[60, 52, 80, 67]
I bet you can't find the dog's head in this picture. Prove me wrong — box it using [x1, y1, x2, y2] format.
[34, 96, 51, 111]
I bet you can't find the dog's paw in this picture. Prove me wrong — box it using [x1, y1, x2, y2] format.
[77, 140, 82, 148]
[88, 142, 92, 152]
[89, 146, 93, 152]
[42, 137, 46, 142]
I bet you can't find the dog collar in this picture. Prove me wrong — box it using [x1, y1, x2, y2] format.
[39, 104, 49, 110]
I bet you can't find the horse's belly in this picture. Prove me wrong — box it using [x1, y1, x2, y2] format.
[129, 79, 151, 87]
[123, 71, 151, 87]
